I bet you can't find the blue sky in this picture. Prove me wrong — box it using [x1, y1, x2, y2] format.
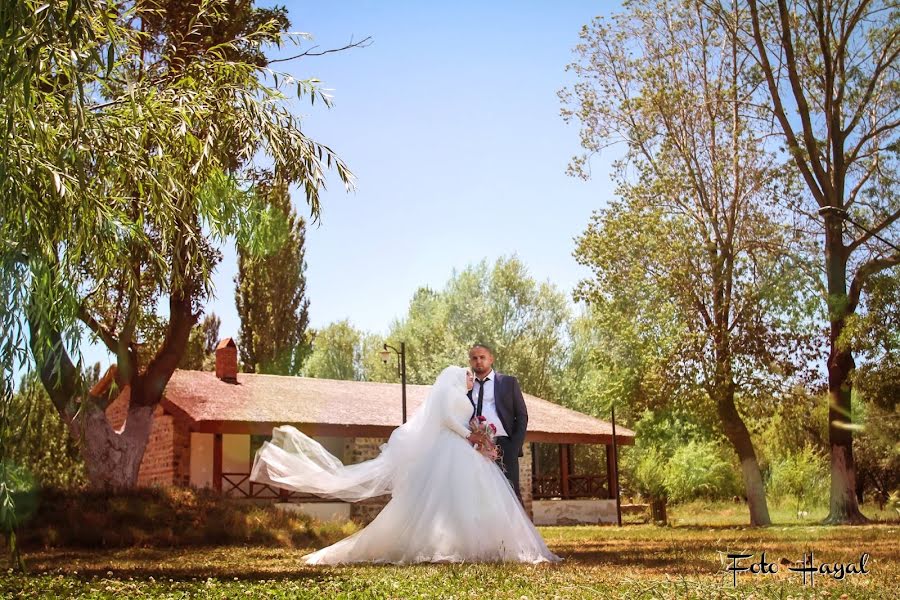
[87, 1, 624, 366]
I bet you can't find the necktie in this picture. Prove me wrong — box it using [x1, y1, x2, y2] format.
[476, 377, 489, 417]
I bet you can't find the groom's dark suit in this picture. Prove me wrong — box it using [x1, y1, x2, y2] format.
[468, 372, 528, 501]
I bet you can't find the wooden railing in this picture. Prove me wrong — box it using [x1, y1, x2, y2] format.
[220, 472, 312, 501]
[532, 475, 608, 500]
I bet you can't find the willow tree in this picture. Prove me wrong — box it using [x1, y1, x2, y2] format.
[4, 0, 354, 490]
[562, 0, 818, 525]
[724, 0, 900, 524]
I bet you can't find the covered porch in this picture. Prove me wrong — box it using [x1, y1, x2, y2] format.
[530, 441, 622, 525]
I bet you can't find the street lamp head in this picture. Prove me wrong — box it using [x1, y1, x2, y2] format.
[379, 349, 391, 364]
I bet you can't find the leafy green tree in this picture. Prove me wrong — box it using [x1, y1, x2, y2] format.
[236, 177, 312, 375]
[631, 447, 671, 524]
[1, 1, 129, 553]
[559, 305, 686, 426]
[562, 0, 819, 525]
[757, 386, 829, 465]
[4, 0, 354, 490]
[0, 372, 89, 570]
[370, 257, 570, 399]
[845, 273, 900, 506]
[303, 321, 368, 381]
[178, 312, 221, 371]
[730, 0, 900, 524]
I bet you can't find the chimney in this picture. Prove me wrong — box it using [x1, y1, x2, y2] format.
[215, 338, 238, 383]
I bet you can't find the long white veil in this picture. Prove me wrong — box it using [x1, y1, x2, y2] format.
[249, 365, 469, 501]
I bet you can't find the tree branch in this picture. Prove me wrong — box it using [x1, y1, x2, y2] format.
[842, 27, 900, 137]
[774, 0, 833, 200]
[142, 287, 198, 408]
[845, 154, 879, 210]
[78, 306, 120, 356]
[847, 207, 900, 253]
[848, 118, 900, 166]
[848, 252, 900, 313]
[27, 315, 79, 419]
[746, 0, 826, 205]
[267, 36, 373, 64]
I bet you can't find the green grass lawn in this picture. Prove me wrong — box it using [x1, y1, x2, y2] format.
[3, 503, 898, 599]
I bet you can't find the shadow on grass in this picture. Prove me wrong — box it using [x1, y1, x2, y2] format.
[24, 541, 716, 579]
[20, 520, 899, 583]
[24, 547, 318, 581]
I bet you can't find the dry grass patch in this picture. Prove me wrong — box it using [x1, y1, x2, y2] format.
[5, 520, 897, 598]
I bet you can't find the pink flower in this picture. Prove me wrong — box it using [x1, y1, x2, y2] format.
[489, 423, 496, 433]
[477, 415, 487, 422]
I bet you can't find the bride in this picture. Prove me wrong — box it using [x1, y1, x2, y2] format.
[249, 365, 561, 565]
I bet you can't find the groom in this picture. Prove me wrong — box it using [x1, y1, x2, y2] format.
[466, 343, 529, 502]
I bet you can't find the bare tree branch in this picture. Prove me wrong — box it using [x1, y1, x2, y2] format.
[267, 36, 373, 64]
[746, 0, 827, 205]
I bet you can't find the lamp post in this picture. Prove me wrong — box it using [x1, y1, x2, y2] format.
[380, 342, 407, 423]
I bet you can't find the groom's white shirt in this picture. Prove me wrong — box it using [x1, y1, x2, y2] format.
[474, 370, 509, 437]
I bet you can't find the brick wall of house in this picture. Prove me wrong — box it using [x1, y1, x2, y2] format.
[519, 442, 534, 520]
[344, 437, 390, 524]
[136, 405, 176, 486]
[105, 388, 130, 431]
[104, 390, 190, 488]
[171, 418, 191, 487]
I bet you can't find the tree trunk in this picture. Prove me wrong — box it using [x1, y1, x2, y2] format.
[711, 281, 772, 527]
[823, 235, 868, 524]
[650, 496, 667, 525]
[824, 345, 868, 523]
[717, 390, 772, 526]
[73, 392, 155, 490]
[28, 289, 194, 491]
[856, 471, 865, 505]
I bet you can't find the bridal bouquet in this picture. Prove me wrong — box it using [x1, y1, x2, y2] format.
[468, 415, 500, 461]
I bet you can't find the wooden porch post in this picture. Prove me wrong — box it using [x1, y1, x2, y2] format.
[606, 444, 618, 499]
[560, 443, 570, 499]
[213, 433, 223, 493]
[611, 406, 622, 526]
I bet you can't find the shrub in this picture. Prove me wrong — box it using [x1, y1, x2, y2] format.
[4, 375, 87, 491]
[767, 444, 828, 515]
[664, 441, 741, 503]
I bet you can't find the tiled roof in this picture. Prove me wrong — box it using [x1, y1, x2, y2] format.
[160, 370, 635, 445]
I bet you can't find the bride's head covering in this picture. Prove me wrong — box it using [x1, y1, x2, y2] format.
[385, 365, 466, 444]
[411, 365, 467, 419]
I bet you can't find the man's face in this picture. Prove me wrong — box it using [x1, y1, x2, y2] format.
[468, 347, 494, 377]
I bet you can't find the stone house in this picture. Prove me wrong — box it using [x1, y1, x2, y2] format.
[105, 339, 635, 525]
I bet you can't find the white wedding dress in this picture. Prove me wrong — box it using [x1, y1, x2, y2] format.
[250, 366, 560, 565]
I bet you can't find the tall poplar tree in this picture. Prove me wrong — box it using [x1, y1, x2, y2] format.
[236, 176, 312, 374]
